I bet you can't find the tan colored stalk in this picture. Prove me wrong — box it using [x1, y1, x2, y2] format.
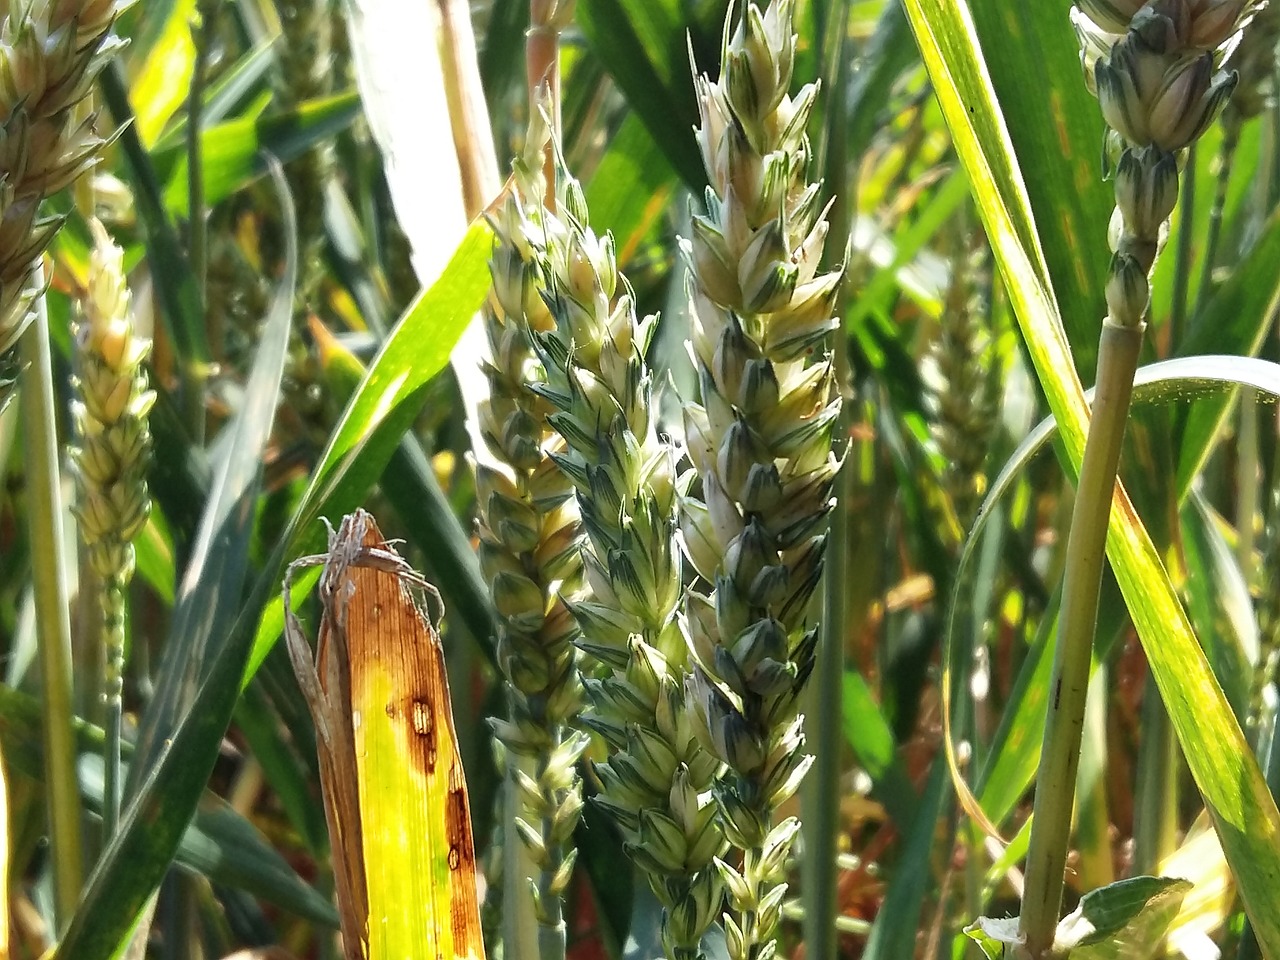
[22, 276, 83, 927]
[434, 0, 501, 218]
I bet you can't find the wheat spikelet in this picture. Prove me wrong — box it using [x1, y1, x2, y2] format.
[478, 114, 589, 951]
[681, 3, 843, 956]
[0, 0, 123, 410]
[69, 216, 153, 830]
[520, 152, 727, 960]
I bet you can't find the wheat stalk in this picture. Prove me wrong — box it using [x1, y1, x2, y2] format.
[69, 217, 153, 837]
[1018, 3, 1255, 954]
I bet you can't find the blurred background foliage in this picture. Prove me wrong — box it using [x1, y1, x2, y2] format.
[2, 0, 1280, 957]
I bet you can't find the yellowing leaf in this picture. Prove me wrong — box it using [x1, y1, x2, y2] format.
[130, 0, 196, 148]
[284, 511, 484, 960]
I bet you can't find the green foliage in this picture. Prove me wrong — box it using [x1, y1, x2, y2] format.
[3, 2, 1280, 959]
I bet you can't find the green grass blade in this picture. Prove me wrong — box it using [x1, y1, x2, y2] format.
[577, 0, 716, 188]
[133, 509, 175, 606]
[302, 319, 497, 664]
[53, 218, 493, 960]
[904, 1, 1280, 949]
[846, 168, 969, 329]
[0, 684, 336, 927]
[151, 41, 278, 153]
[584, 114, 678, 267]
[234, 679, 328, 855]
[126, 167, 298, 785]
[126, 0, 194, 147]
[973, 585, 1127, 826]
[842, 671, 918, 825]
[100, 62, 211, 369]
[155, 92, 361, 215]
[243, 218, 494, 680]
[145, 387, 212, 559]
[1152, 122, 1265, 330]
[1174, 209, 1280, 492]
[968, 0, 1111, 378]
[862, 760, 949, 960]
[1181, 490, 1257, 722]
[22, 286, 82, 925]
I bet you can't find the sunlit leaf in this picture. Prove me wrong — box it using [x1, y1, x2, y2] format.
[156, 92, 362, 215]
[904, 2, 1280, 951]
[128, 0, 196, 147]
[48, 218, 493, 960]
[1055, 876, 1192, 960]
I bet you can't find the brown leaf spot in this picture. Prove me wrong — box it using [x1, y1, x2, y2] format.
[446, 785, 474, 867]
[411, 698, 433, 737]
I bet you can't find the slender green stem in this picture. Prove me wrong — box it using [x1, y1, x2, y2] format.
[20, 279, 84, 928]
[1195, 122, 1239, 317]
[101, 571, 125, 838]
[804, 2, 852, 956]
[1019, 320, 1144, 960]
[187, 8, 212, 305]
[1169, 142, 1195, 345]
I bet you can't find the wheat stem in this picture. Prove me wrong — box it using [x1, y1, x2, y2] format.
[1021, 2, 1254, 954]
[21, 273, 84, 927]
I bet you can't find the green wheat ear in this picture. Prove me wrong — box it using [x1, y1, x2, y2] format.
[0, 0, 124, 412]
[522, 133, 727, 960]
[928, 238, 999, 530]
[477, 111, 590, 956]
[69, 217, 154, 834]
[681, 2, 844, 958]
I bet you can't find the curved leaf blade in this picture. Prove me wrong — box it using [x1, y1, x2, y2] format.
[54, 212, 493, 960]
[905, 1, 1280, 950]
[127, 165, 298, 785]
[969, 0, 1111, 377]
[157, 92, 362, 215]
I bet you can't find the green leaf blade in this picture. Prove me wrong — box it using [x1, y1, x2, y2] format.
[905, 1, 1280, 951]
[53, 218, 494, 960]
